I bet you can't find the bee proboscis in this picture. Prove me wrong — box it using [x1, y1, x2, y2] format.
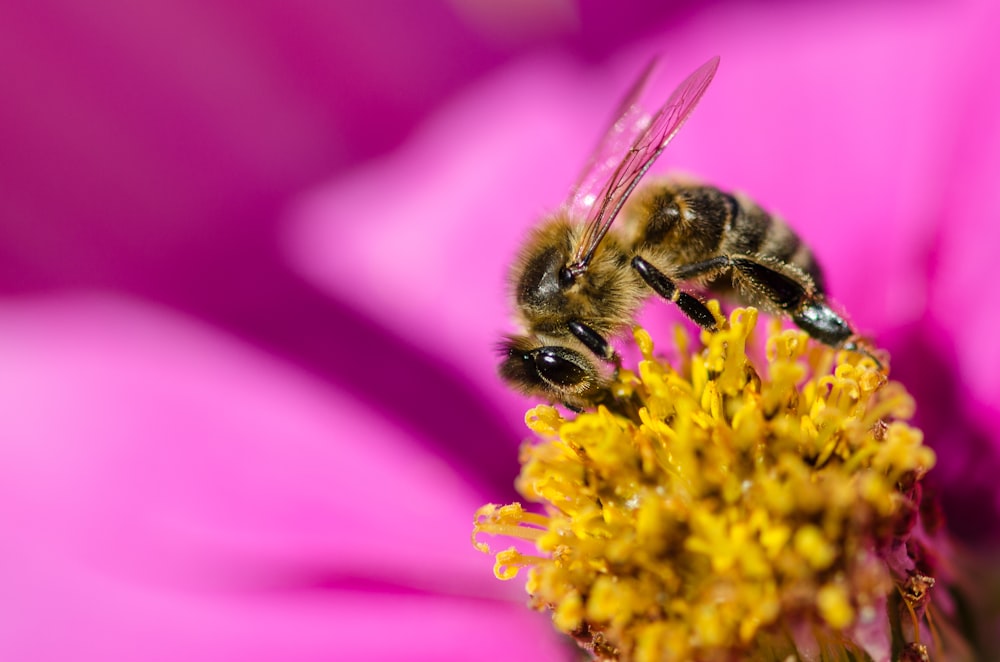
[500, 56, 870, 410]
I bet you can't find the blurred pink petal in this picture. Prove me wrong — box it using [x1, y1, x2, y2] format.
[0, 0, 554, 292]
[287, 56, 597, 415]
[0, 294, 563, 661]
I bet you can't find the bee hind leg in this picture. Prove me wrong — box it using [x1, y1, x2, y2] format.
[789, 300, 852, 347]
[631, 255, 717, 331]
[724, 256, 854, 348]
[787, 298, 882, 369]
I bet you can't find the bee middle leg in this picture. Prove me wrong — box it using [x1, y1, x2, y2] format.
[631, 256, 718, 330]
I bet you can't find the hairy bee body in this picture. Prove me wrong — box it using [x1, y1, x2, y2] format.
[503, 179, 838, 407]
[499, 57, 865, 409]
[511, 217, 642, 342]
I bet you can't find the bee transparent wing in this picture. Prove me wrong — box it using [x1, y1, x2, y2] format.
[564, 58, 659, 217]
[568, 56, 720, 272]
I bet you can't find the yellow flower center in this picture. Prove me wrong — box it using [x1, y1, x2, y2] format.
[474, 306, 952, 661]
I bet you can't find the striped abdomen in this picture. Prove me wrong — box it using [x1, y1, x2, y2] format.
[623, 180, 826, 296]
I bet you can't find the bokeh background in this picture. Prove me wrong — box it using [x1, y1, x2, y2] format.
[1, 1, 997, 660]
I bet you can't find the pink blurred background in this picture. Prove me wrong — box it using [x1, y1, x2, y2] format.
[1, 1, 997, 660]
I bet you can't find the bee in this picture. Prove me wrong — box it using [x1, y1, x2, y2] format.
[499, 56, 869, 410]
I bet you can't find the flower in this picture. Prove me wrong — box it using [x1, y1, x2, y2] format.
[474, 309, 964, 661]
[3, 0, 998, 661]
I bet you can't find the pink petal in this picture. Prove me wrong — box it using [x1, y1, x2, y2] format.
[0, 294, 560, 660]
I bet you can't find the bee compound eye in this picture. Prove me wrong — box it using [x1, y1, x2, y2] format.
[534, 347, 591, 388]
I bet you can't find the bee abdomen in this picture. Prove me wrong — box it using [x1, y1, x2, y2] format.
[631, 182, 827, 295]
[722, 194, 826, 295]
[719, 193, 769, 256]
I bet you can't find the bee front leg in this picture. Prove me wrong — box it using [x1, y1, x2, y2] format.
[631, 256, 718, 331]
[568, 320, 619, 365]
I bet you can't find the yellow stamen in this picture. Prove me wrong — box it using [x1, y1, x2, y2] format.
[473, 308, 965, 660]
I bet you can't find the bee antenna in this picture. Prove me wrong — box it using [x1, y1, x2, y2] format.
[567, 261, 589, 278]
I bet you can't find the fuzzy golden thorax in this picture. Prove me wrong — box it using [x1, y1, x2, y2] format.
[511, 215, 646, 341]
